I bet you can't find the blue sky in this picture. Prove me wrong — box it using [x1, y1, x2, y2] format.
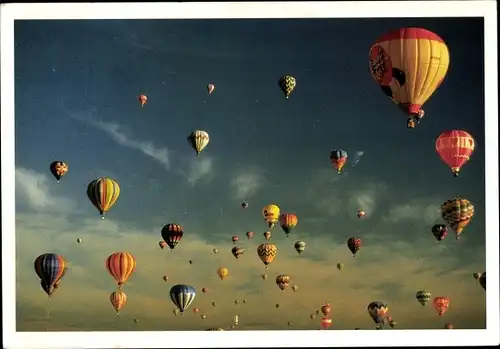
[14, 18, 486, 331]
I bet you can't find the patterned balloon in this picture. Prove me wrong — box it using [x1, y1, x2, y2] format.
[161, 223, 184, 250]
[187, 130, 210, 156]
[278, 75, 296, 98]
[435, 130, 475, 177]
[245, 231, 254, 239]
[263, 231, 272, 240]
[347, 237, 363, 256]
[440, 198, 474, 239]
[231, 246, 245, 259]
[86, 177, 121, 219]
[279, 213, 298, 236]
[294, 241, 306, 255]
[416, 290, 432, 306]
[110, 291, 127, 315]
[257, 243, 277, 269]
[138, 94, 147, 107]
[34, 253, 66, 297]
[330, 149, 348, 174]
[170, 284, 196, 314]
[49, 161, 68, 183]
[105, 252, 136, 288]
[275, 275, 290, 291]
[431, 224, 448, 241]
[262, 204, 280, 229]
[367, 301, 389, 329]
[433, 297, 450, 316]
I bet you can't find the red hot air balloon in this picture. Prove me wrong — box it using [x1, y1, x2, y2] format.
[246, 232, 254, 239]
[435, 130, 475, 177]
[161, 224, 184, 251]
[138, 94, 148, 107]
[232, 236, 239, 244]
[320, 317, 332, 330]
[433, 297, 450, 316]
[347, 237, 363, 257]
[321, 303, 332, 316]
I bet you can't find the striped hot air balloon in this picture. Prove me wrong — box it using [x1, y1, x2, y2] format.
[161, 223, 184, 250]
[435, 130, 475, 177]
[87, 177, 121, 219]
[110, 291, 128, 315]
[257, 243, 277, 269]
[440, 198, 474, 239]
[105, 252, 136, 288]
[34, 253, 67, 298]
[170, 284, 196, 314]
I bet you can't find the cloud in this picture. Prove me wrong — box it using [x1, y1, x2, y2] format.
[70, 112, 170, 170]
[15, 167, 77, 213]
[383, 199, 442, 224]
[347, 182, 387, 218]
[186, 156, 214, 186]
[230, 170, 264, 200]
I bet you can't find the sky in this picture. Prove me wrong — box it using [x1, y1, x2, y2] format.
[14, 18, 486, 331]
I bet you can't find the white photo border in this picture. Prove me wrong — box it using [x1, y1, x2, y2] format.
[1, 2, 498, 348]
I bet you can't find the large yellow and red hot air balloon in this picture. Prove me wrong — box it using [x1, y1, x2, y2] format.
[87, 177, 121, 219]
[440, 198, 474, 239]
[369, 28, 450, 128]
[257, 243, 277, 269]
[433, 297, 450, 316]
[435, 130, 475, 177]
[262, 204, 280, 229]
[110, 291, 128, 315]
[105, 252, 137, 288]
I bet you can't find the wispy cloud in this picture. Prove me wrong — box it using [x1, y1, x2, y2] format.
[383, 199, 442, 224]
[230, 169, 265, 200]
[186, 156, 214, 186]
[70, 112, 170, 170]
[15, 167, 77, 214]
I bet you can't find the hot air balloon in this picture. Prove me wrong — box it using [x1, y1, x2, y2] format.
[243, 300, 247, 304]
[202, 287, 208, 294]
[278, 75, 296, 98]
[433, 297, 450, 316]
[316, 310, 321, 315]
[231, 246, 245, 259]
[234, 315, 239, 326]
[321, 303, 331, 316]
[292, 285, 298, 292]
[187, 130, 210, 156]
[416, 290, 432, 306]
[387, 316, 397, 329]
[368, 28, 450, 128]
[134, 318, 139, 324]
[163, 275, 168, 282]
[294, 241, 306, 255]
[231, 236, 239, 244]
[77, 238, 82, 244]
[245, 231, 254, 239]
[234, 300, 240, 305]
[110, 291, 127, 315]
[261, 274, 267, 280]
[444, 323, 453, 329]
[161, 223, 184, 250]
[330, 150, 348, 174]
[217, 267, 229, 281]
[34, 253, 66, 298]
[472, 273, 481, 281]
[357, 209, 365, 218]
[478, 272, 486, 290]
[431, 224, 448, 241]
[193, 307, 200, 313]
[441, 198, 474, 239]
[105, 252, 136, 289]
[201, 314, 207, 320]
[257, 243, 277, 269]
[213, 248, 218, 254]
[435, 130, 475, 177]
[275, 304, 280, 309]
[310, 314, 316, 320]
[159, 241, 167, 249]
[347, 237, 363, 257]
[287, 321, 292, 328]
[241, 202, 248, 210]
[336, 263, 344, 271]
[367, 301, 389, 329]
[320, 317, 332, 330]
[207, 84, 215, 95]
[170, 284, 196, 314]
[49, 161, 68, 183]
[87, 177, 121, 219]
[275, 275, 291, 292]
[279, 213, 298, 236]
[262, 204, 280, 229]
[138, 94, 147, 107]
[263, 231, 272, 240]
[211, 301, 216, 307]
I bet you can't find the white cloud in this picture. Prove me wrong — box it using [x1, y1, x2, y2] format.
[71, 113, 170, 170]
[230, 170, 264, 200]
[15, 167, 77, 213]
[347, 182, 387, 218]
[186, 156, 214, 186]
[383, 199, 441, 224]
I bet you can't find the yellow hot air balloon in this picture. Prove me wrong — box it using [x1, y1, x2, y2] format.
[441, 198, 474, 239]
[216, 267, 229, 281]
[276, 275, 291, 291]
[262, 204, 280, 229]
[369, 28, 450, 128]
[257, 243, 277, 269]
[187, 130, 210, 156]
[279, 213, 298, 236]
[110, 291, 127, 315]
[278, 75, 296, 99]
[87, 177, 121, 219]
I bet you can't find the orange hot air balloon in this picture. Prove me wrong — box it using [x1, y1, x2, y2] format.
[321, 303, 332, 316]
[105, 252, 137, 288]
[263, 231, 272, 240]
[279, 213, 298, 236]
[435, 130, 475, 177]
[138, 94, 148, 107]
[110, 291, 127, 315]
[320, 317, 332, 330]
[433, 297, 450, 316]
[357, 209, 366, 218]
[369, 28, 450, 127]
[257, 243, 277, 269]
[159, 241, 167, 249]
[193, 307, 200, 313]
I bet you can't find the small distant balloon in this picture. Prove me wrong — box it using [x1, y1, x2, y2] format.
[49, 161, 68, 183]
[357, 209, 365, 219]
[241, 202, 248, 210]
[138, 94, 147, 107]
[77, 238, 82, 244]
[207, 84, 215, 95]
